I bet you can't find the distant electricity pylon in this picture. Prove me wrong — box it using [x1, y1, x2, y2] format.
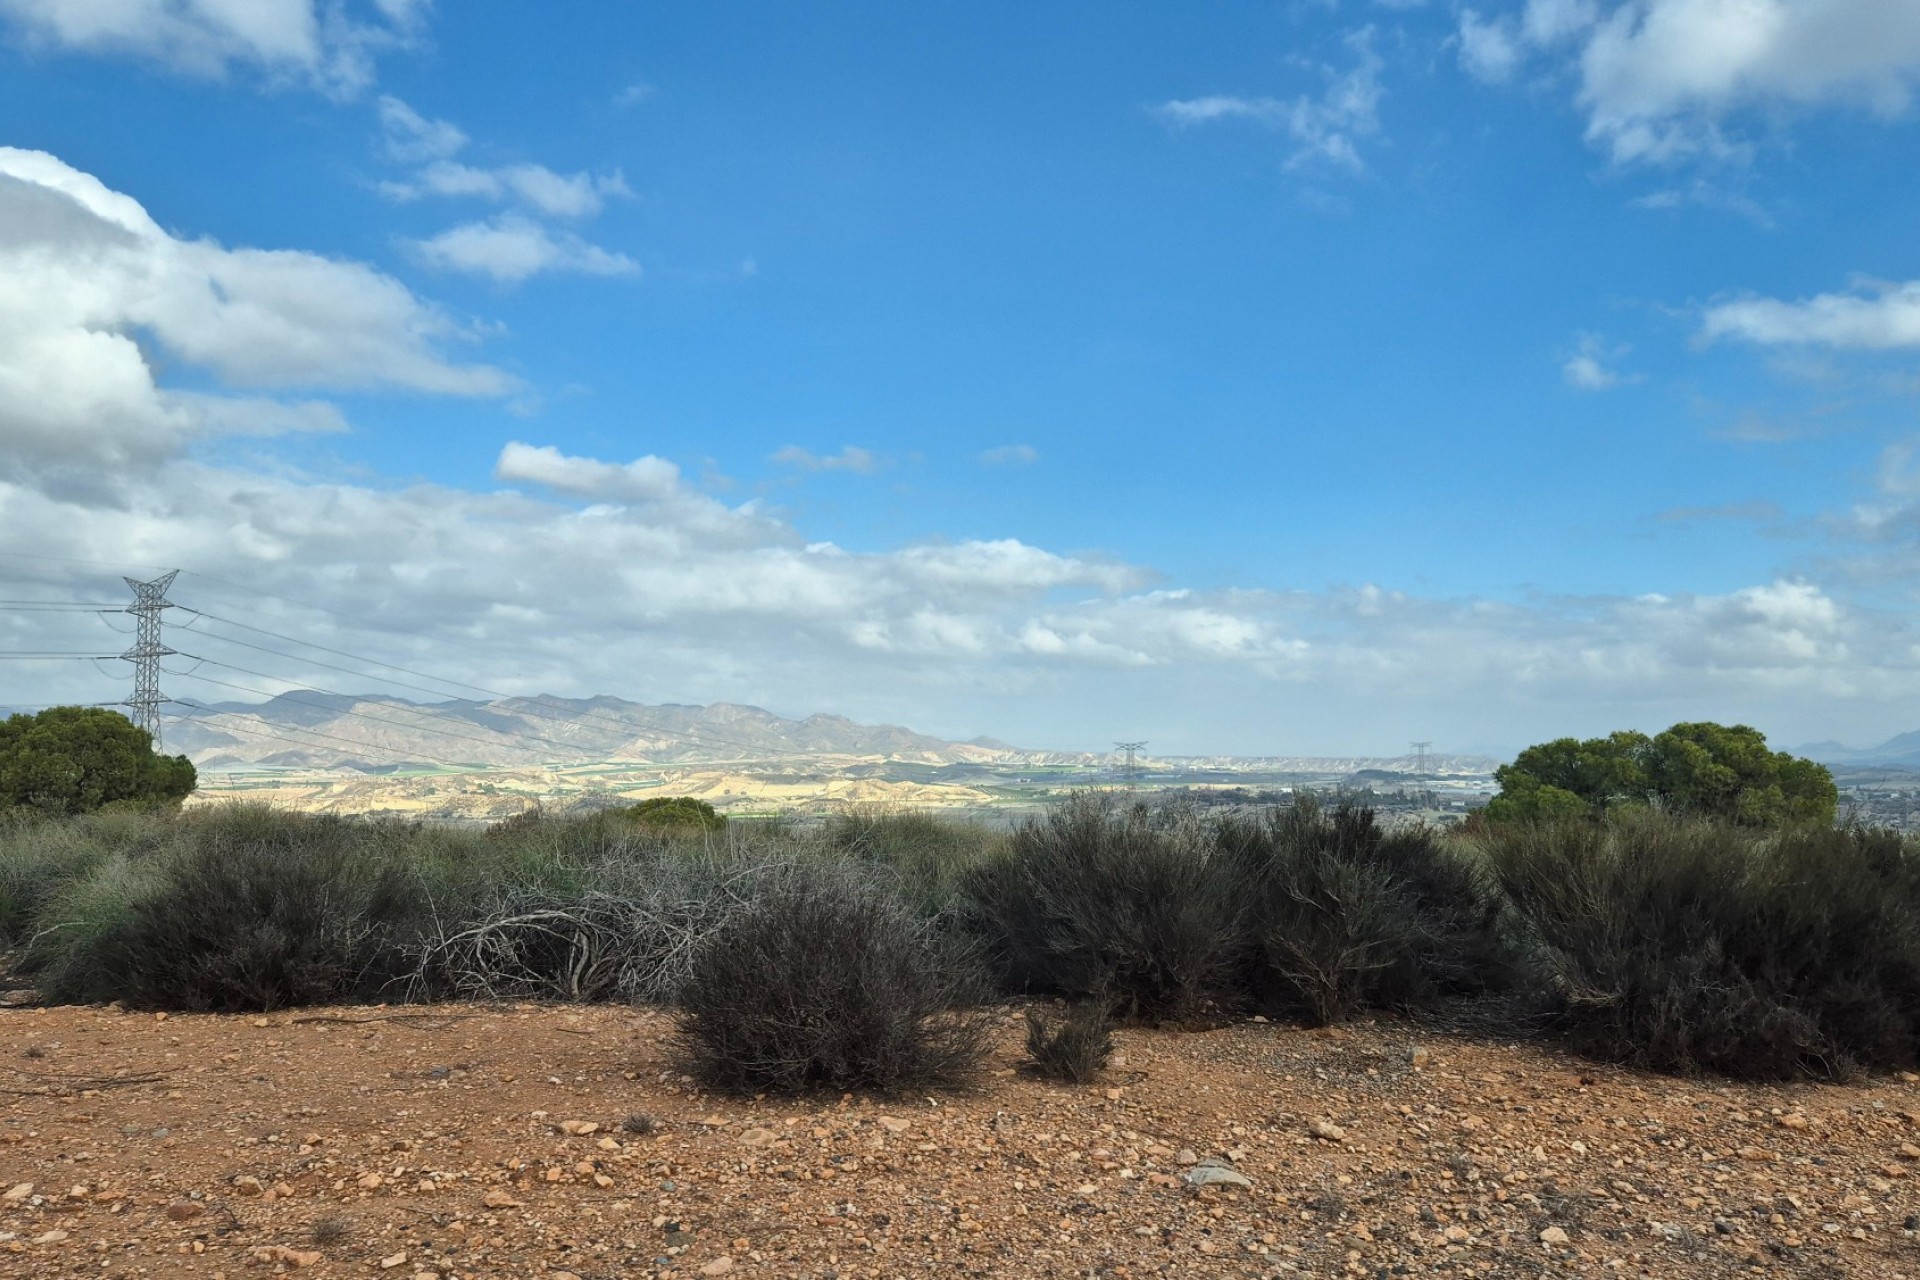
[1114, 740, 1147, 791]
[1410, 741, 1433, 777]
[122, 571, 178, 749]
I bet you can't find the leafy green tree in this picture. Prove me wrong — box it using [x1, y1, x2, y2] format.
[0, 707, 197, 815]
[627, 796, 726, 833]
[1486, 721, 1835, 827]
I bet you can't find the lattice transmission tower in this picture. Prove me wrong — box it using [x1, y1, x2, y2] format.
[1114, 740, 1147, 791]
[122, 571, 178, 749]
[1410, 741, 1433, 777]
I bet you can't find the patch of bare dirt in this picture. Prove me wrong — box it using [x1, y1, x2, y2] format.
[3, 1003, 1918, 1278]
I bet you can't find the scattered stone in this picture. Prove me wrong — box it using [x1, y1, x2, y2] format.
[482, 1188, 522, 1208]
[380, 1252, 407, 1269]
[1181, 1159, 1253, 1190]
[739, 1128, 777, 1148]
[877, 1116, 911, 1134]
[1174, 1148, 1198, 1165]
[32, 1230, 69, 1245]
[2, 1183, 31, 1203]
[1308, 1117, 1346, 1142]
[699, 1257, 735, 1276]
[253, 1245, 323, 1267]
[1540, 1226, 1570, 1245]
[164, 1201, 203, 1222]
[1408, 1045, 1432, 1069]
[1778, 1114, 1810, 1130]
[558, 1120, 599, 1136]
[357, 1172, 384, 1190]
[232, 1175, 265, 1196]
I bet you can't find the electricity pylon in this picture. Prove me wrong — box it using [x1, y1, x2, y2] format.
[122, 572, 178, 749]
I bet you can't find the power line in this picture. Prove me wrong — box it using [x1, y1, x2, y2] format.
[0, 602, 125, 614]
[1113, 740, 1147, 791]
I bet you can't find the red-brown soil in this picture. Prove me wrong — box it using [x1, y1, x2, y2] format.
[3, 1003, 1917, 1278]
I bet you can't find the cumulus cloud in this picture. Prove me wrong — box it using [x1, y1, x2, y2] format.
[1702, 279, 1920, 350]
[0, 146, 509, 495]
[407, 216, 639, 283]
[1158, 28, 1385, 173]
[14, 423, 1909, 754]
[1458, 0, 1920, 164]
[771, 445, 882, 474]
[0, 0, 425, 95]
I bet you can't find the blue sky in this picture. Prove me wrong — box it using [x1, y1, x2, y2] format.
[2, 1, 1920, 757]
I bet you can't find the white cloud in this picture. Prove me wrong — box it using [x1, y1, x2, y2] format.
[1458, 10, 1523, 84]
[979, 444, 1040, 467]
[375, 99, 631, 218]
[1158, 27, 1385, 173]
[373, 99, 636, 283]
[1459, 0, 1920, 165]
[771, 445, 882, 474]
[0, 0, 424, 95]
[407, 216, 639, 283]
[497, 442, 684, 505]
[376, 95, 466, 163]
[0, 146, 509, 495]
[1702, 278, 1920, 350]
[8, 421, 1919, 752]
[1561, 331, 1631, 389]
[389, 161, 630, 219]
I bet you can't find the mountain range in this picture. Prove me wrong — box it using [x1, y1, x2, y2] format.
[166, 690, 1499, 775]
[1793, 732, 1920, 770]
[170, 692, 1017, 771]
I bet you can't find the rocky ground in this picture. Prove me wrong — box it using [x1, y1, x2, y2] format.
[1, 1003, 1917, 1279]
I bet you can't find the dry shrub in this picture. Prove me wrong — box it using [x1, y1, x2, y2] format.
[961, 794, 1238, 1024]
[1485, 813, 1920, 1078]
[1217, 796, 1509, 1024]
[1022, 1002, 1116, 1083]
[675, 864, 989, 1094]
[42, 809, 422, 1011]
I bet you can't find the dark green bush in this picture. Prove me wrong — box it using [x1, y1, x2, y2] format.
[675, 864, 989, 1094]
[1484, 814, 1920, 1078]
[0, 707, 195, 816]
[1023, 1001, 1116, 1083]
[961, 794, 1239, 1023]
[36, 806, 428, 1011]
[627, 796, 726, 834]
[1216, 797, 1510, 1024]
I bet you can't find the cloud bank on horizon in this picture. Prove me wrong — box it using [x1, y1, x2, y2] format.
[3, 3, 1920, 756]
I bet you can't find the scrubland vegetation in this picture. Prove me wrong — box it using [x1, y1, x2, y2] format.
[4, 792, 1919, 1094]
